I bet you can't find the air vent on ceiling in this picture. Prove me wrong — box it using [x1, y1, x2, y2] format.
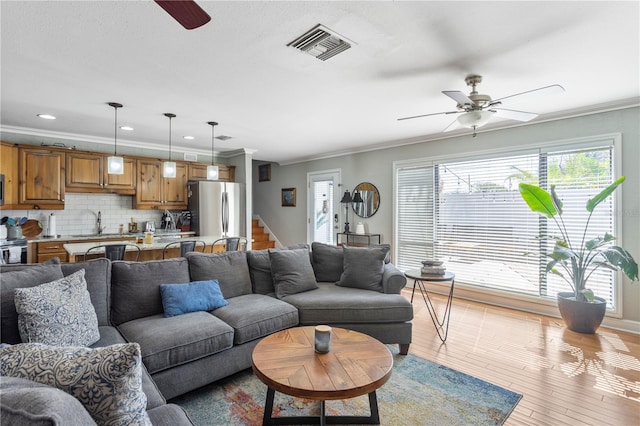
[288, 24, 354, 61]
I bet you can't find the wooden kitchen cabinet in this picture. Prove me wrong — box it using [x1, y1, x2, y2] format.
[188, 163, 235, 182]
[66, 152, 135, 194]
[19, 148, 65, 209]
[0, 143, 20, 208]
[135, 159, 188, 209]
[35, 240, 69, 263]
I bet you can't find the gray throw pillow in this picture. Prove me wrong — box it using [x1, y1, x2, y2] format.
[336, 246, 388, 292]
[187, 251, 253, 298]
[247, 243, 311, 294]
[14, 269, 100, 346]
[311, 242, 344, 282]
[0, 376, 97, 425]
[0, 343, 151, 426]
[269, 248, 319, 299]
[0, 261, 64, 344]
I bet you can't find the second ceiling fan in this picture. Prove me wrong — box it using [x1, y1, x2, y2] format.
[154, 0, 211, 30]
[398, 75, 564, 136]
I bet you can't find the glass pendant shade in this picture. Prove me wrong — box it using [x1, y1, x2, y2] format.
[206, 165, 219, 180]
[457, 110, 494, 128]
[107, 156, 124, 174]
[163, 161, 177, 178]
[107, 102, 124, 175]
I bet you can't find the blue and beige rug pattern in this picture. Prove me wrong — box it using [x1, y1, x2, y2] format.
[172, 350, 522, 425]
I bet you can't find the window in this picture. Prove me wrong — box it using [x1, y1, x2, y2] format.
[395, 137, 619, 309]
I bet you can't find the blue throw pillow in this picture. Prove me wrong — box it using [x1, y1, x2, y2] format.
[160, 280, 228, 317]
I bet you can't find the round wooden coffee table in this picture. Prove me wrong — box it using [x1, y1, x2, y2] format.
[252, 326, 393, 425]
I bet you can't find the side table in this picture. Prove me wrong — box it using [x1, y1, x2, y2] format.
[404, 270, 455, 343]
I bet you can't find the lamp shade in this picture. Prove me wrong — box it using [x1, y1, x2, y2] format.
[206, 165, 219, 180]
[340, 190, 352, 203]
[107, 156, 124, 175]
[352, 191, 364, 203]
[457, 110, 494, 128]
[163, 161, 177, 178]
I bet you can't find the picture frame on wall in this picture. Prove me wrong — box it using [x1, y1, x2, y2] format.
[258, 164, 271, 182]
[281, 188, 296, 207]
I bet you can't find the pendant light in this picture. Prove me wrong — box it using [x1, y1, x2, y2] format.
[163, 113, 177, 178]
[107, 102, 124, 174]
[206, 121, 219, 180]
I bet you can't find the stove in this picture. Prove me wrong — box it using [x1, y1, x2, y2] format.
[0, 238, 28, 264]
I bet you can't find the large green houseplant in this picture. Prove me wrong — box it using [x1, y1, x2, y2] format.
[519, 176, 638, 333]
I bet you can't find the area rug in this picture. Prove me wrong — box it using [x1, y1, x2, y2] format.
[171, 350, 522, 425]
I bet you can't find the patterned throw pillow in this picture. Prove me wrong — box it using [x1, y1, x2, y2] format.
[14, 269, 100, 346]
[0, 343, 151, 426]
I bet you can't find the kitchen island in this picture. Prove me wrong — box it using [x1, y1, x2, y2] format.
[63, 236, 242, 262]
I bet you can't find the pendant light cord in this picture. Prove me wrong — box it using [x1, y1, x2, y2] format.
[164, 113, 176, 161]
[208, 121, 218, 166]
[114, 106, 118, 155]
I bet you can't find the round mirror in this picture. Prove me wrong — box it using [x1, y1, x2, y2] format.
[352, 182, 380, 218]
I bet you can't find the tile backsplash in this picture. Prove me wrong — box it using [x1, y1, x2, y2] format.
[1, 193, 165, 237]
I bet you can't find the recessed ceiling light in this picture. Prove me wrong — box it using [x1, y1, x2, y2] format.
[183, 136, 195, 140]
[120, 126, 134, 131]
[37, 114, 56, 120]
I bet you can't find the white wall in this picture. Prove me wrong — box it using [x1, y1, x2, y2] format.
[253, 107, 640, 323]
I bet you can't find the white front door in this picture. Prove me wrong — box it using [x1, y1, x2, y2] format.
[307, 170, 341, 245]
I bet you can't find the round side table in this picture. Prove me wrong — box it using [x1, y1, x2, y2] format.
[404, 270, 455, 343]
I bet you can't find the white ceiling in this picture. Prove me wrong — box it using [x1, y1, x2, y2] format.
[1, 1, 638, 165]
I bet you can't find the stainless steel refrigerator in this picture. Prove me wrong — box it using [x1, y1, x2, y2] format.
[187, 181, 246, 237]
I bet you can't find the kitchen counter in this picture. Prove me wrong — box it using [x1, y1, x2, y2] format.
[63, 235, 239, 262]
[27, 231, 195, 244]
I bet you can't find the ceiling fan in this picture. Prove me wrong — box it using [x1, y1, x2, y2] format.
[398, 75, 564, 136]
[154, 0, 211, 30]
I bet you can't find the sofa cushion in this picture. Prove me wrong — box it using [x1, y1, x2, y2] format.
[247, 244, 310, 295]
[14, 269, 100, 346]
[61, 258, 111, 326]
[0, 376, 97, 426]
[160, 280, 228, 317]
[187, 251, 252, 298]
[0, 261, 64, 344]
[336, 246, 388, 292]
[343, 243, 392, 264]
[311, 242, 344, 282]
[269, 248, 318, 299]
[282, 282, 414, 324]
[210, 294, 299, 344]
[117, 312, 234, 375]
[111, 258, 190, 325]
[0, 342, 151, 426]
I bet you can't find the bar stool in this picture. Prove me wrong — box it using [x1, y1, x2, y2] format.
[162, 240, 207, 259]
[84, 244, 141, 261]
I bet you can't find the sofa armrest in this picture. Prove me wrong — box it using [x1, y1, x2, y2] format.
[382, 263, 407, 294]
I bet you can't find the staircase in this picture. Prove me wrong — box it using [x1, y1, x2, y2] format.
[251, 219, 275, 250]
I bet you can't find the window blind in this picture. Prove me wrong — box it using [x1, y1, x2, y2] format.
[396, 143, 616, 308]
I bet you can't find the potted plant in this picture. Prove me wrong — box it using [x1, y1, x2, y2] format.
[519, 176, 638, 333]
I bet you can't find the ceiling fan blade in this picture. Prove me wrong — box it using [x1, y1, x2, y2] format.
[397, 110, 460, 121]
[492, 84, 565, 104]
[442, 90, 475, 107]
[493, 108, 538, 122]
[154, 0, 211, 30]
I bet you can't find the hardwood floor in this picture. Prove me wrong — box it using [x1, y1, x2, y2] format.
[401, 288, 640, 426]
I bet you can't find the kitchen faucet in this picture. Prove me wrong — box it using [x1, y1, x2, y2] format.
[96, 211, 104, 235]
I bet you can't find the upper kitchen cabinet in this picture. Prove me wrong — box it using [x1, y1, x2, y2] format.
[0, 143, 20, 208]
[19, 147, 66, 209]
[188, 163, 236, 182]
[66, 152, 135, 194]
[135, 159, 188, 209]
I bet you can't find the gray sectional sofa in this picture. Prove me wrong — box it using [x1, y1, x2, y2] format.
[0, 242, 412, 425]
